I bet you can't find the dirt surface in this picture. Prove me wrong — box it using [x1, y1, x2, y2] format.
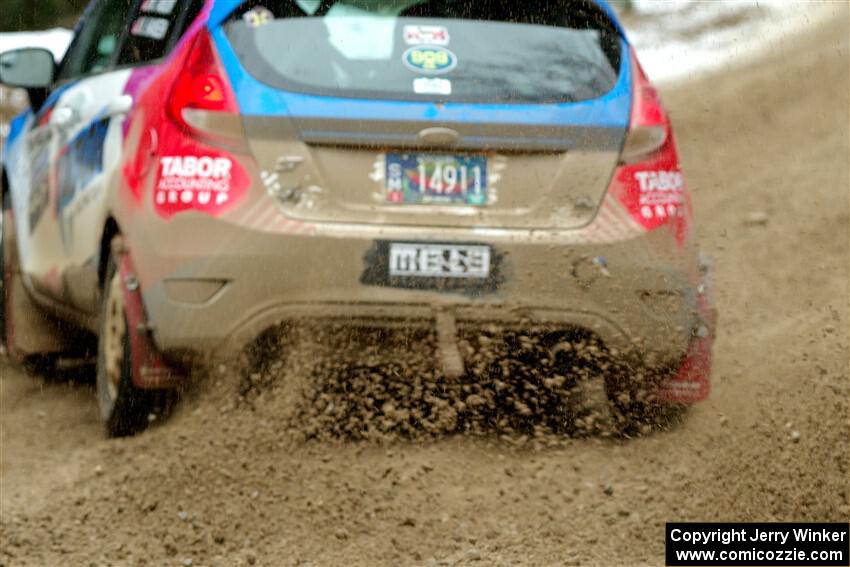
[1, 9, 849, 567]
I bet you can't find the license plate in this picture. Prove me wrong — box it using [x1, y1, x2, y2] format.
[389, 243, 490, 278]
[385, 153, 487, 205]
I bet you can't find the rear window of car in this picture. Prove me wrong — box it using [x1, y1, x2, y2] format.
[223, 0, 622, 104]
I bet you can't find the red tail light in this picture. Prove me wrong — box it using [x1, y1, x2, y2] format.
[165, 30, 247, 151]
[167, 30, 239, 136]
[143, 29, 250, 218]
[628, 47, 666, 126]
[621, 47, 668, 163]
[608, 48, 691, 244]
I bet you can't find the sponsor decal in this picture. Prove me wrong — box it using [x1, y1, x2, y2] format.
[389, 243, 490, 279]
[412, 77, 451, 95]
[243, 6, 274, 27]
[634, 169, 685, 221]
[56, 118, 108, 215]
[614, 162, 690, 237]
[120, 59, 251, 217]
[402, 46, 457, 74]
[403, 25, 450, 46]
[140, 0, 177, 15]
[153, 153, 249, 218]
[27, 128, 52, 233]
[55, 117, 109, 252]
[360, 240, 505, 296]
[131, 16, 170, 40]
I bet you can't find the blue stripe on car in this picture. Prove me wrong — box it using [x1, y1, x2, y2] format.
[3, 111, 30, 160]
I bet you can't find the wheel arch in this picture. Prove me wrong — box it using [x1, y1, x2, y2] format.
[98, 216, 121, 291]
[1, 167, 9, 206]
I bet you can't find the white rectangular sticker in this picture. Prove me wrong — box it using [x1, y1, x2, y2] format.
[403, 25, 450, 46]
[140, 0, 178, 15]
[389, 243, 490, 278]
[413, 77, 451, 95]
[131, 16, 170, 40]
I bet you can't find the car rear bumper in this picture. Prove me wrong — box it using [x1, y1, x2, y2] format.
[128, 215, 709, 383]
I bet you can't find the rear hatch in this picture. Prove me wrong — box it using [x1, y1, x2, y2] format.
[216, 0, 629, 230]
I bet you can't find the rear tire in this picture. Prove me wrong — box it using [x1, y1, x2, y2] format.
[96, 248, 164, 437]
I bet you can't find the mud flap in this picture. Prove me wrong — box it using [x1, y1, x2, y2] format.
[573, 374, 615, 432]
[656, 331, 713, 403]
[435, 307, 464, 379]
[656, 258, 717, 404]
[116, 245, 182, 390]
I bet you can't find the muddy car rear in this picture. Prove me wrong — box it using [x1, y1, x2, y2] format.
[133, 1, 714, 402]
[1, 0, 715, 436]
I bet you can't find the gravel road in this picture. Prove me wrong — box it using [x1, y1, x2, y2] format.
[1, 7, 848, 567]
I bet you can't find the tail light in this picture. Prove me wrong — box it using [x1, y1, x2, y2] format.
[166, 30, 237, 130]
[166, 30, 244, 147]
[149, 29, 250, 218]
[620, 48, 668, 163]
[608, 47, 691, 243]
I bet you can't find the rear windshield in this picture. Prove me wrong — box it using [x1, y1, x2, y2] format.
[223, 0, 621, 104]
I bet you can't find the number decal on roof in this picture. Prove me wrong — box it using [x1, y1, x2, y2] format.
[140, 0, 177, 16]
[131, 17, 170, 40]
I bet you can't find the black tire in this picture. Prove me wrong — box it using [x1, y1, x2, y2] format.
[96, 248, 164, 437]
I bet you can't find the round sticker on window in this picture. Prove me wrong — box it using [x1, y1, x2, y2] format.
[402, 46, 457, 74]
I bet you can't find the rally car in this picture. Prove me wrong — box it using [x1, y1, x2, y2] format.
[0, 0, 715, 437]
